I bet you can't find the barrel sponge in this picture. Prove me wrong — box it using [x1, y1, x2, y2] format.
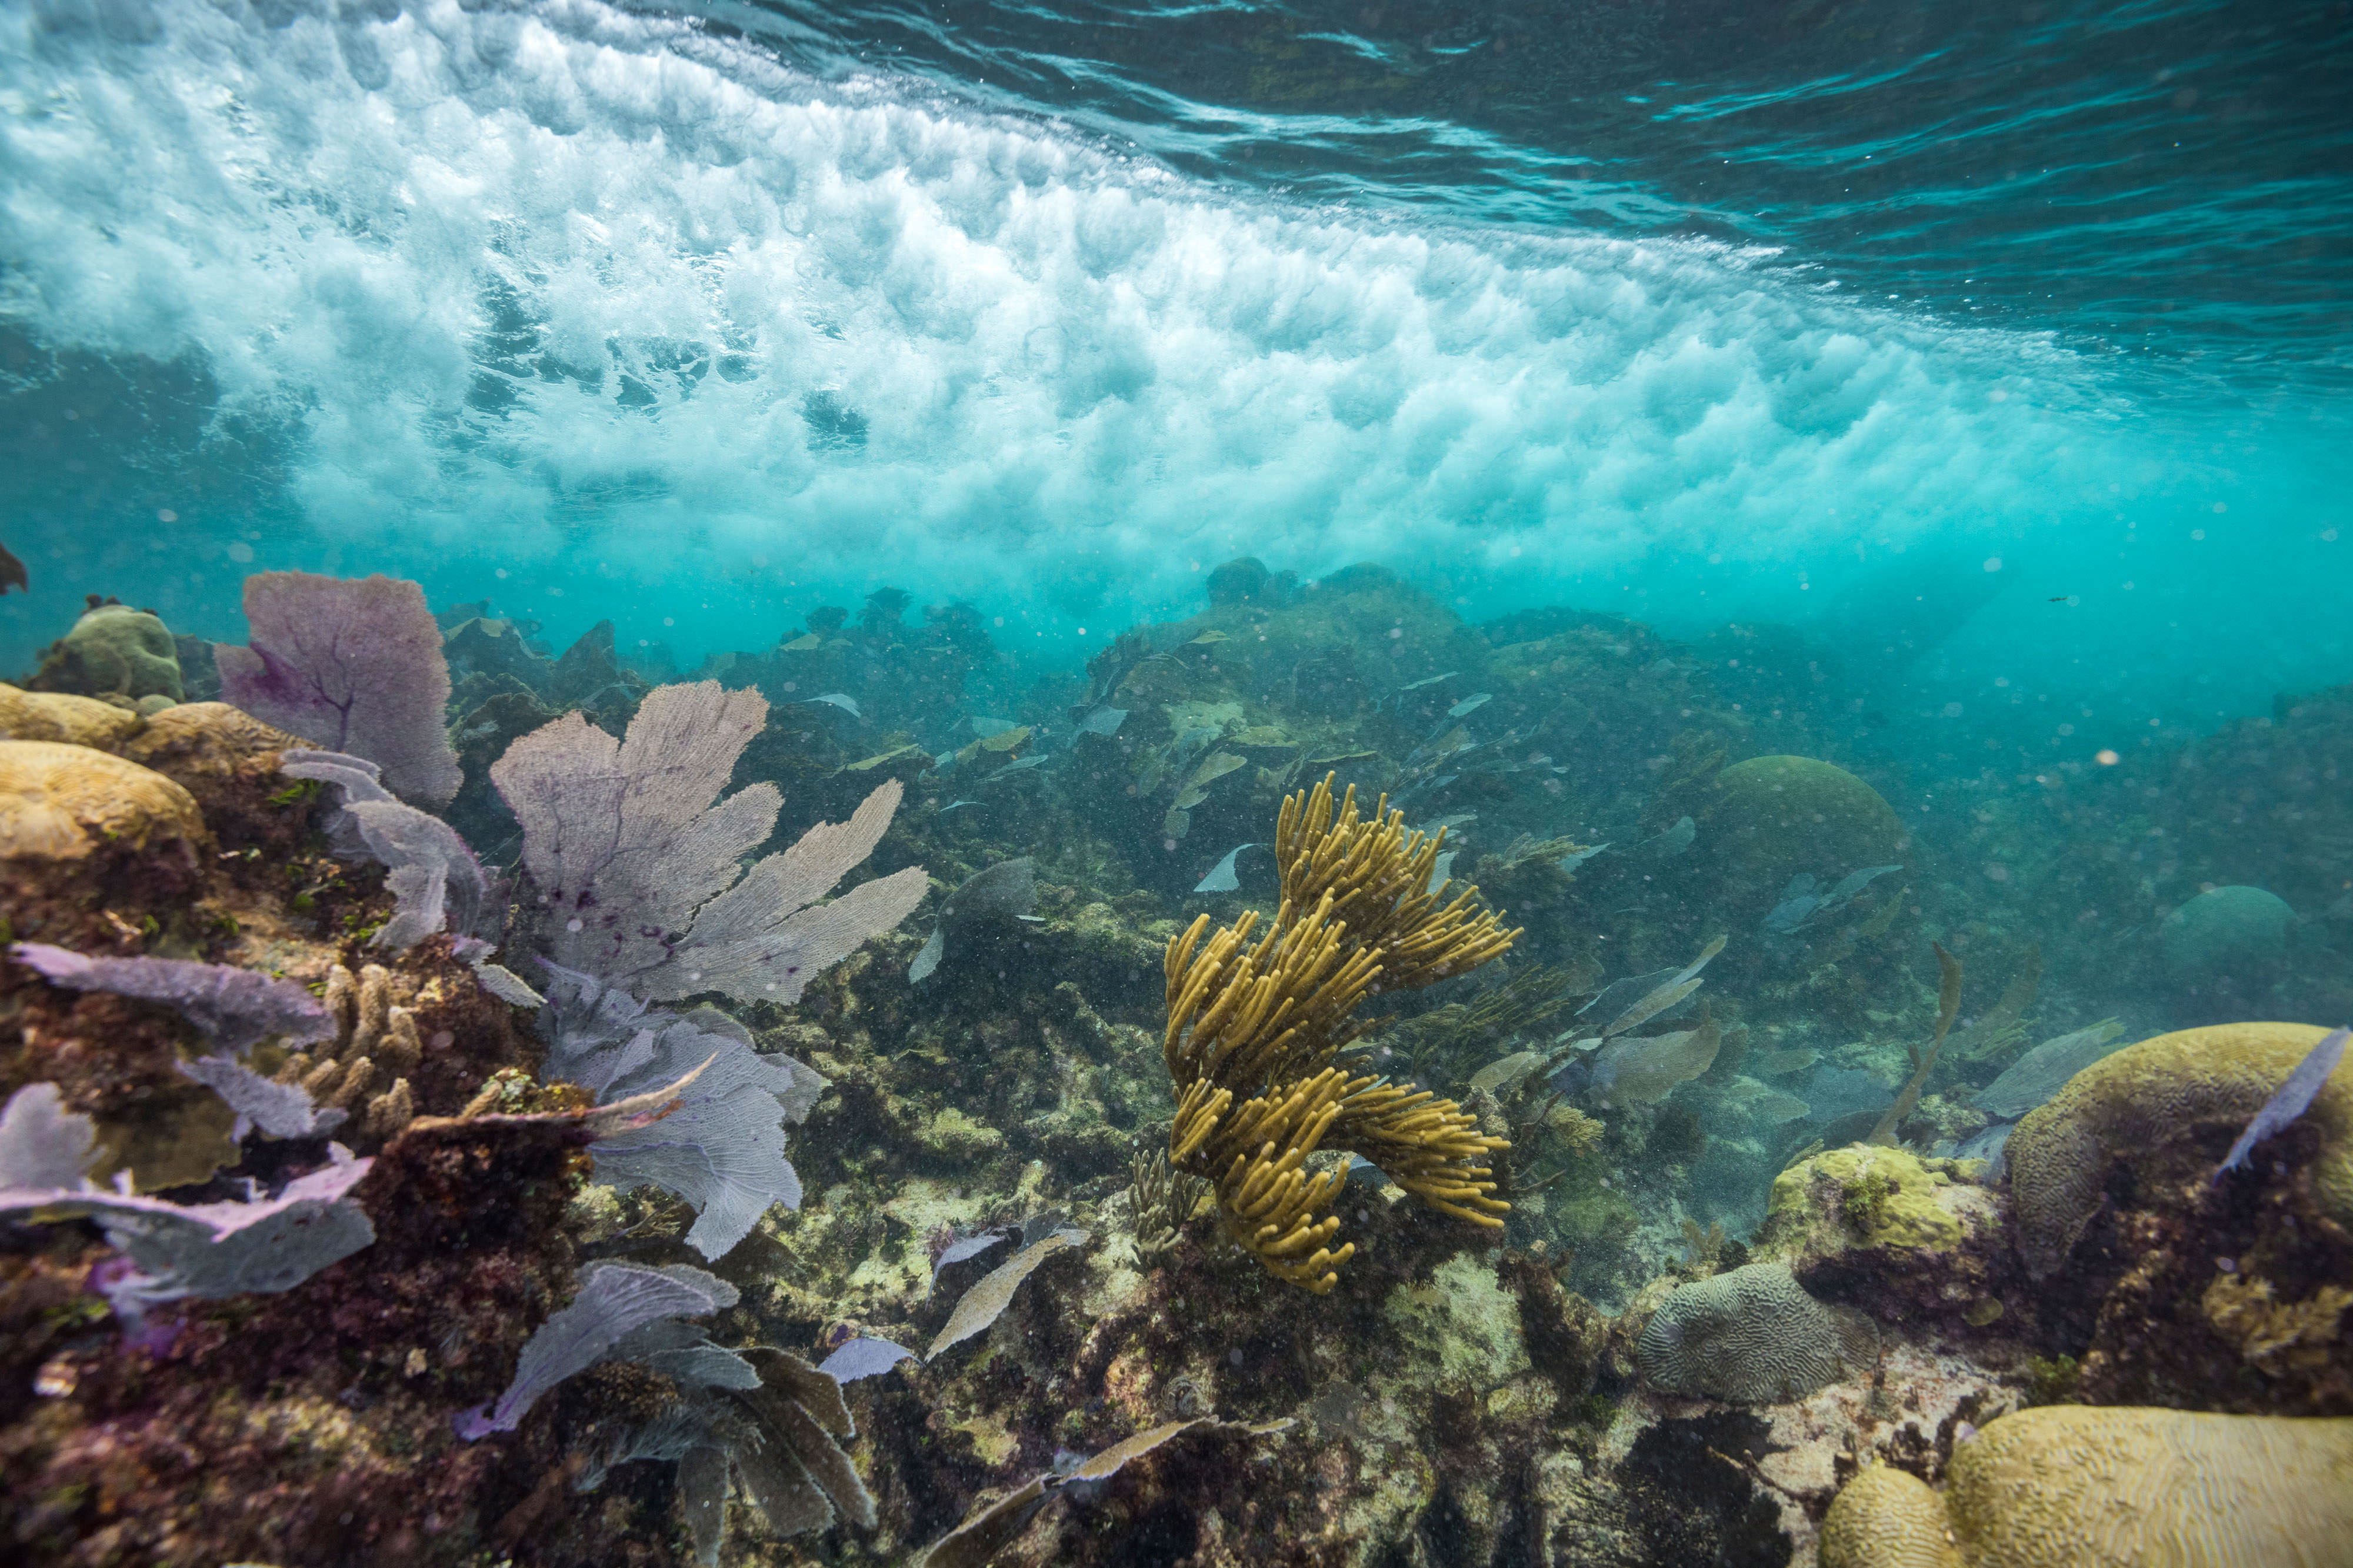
[1818, 1465, 1962, 1568]
[1949, 1407, 2353, 1567]
[2159, 885, 2295, 976]
[0, 740, 206, 859]
[1635, 1260, 1877, 1403]
[0, 683, 142, 749]
[2009, 1022, 2351, 1278]
[1703, 755, 1904, 888]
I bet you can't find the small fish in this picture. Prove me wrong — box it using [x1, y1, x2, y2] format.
[2216, 1026, 2349, 1182]
[1398, 670, 1461, 692]
[808, 692, 861, 716]
[1076, 705, 1128, 737]
[936, 799, 982, 815]
[1194, 843, 1258, 893]
[1446, 692, 1493, 718]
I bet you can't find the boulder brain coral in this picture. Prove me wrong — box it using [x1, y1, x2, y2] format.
[0, 683, 143, 749]
[1819, 1406, 2353, 1568]
[1635, 1260, 1877, 1403]
[0, 740, 207, 859]
[2008, 1022, 2352, 1279]
[1702, 755, 1904, 893]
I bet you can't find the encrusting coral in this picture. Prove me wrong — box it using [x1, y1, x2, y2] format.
[1162, 774, 1520, 1292]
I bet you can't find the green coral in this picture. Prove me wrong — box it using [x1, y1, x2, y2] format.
[27, 603, 183, 706]
[1759, 1145, 1978, 1258]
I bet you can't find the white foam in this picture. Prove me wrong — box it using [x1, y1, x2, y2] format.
[0, 0, 2341, 717]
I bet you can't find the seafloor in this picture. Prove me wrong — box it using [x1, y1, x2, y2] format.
[1, 562, 2348, 1567]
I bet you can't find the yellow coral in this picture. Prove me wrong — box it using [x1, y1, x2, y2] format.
[0, 683, 142, 749]
[1818, 1464, 1962, 1568]
[1165, 775, 1517, 1292]
[2009, 1022, 2353, 1278]
[0, 740, 207, 859]
[1823, 1409, 2353, 1567]
[118, 700, 307, 782]
[2201, 1272, 2353, 1378]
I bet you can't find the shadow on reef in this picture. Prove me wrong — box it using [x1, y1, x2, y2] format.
[1, 558, 2348, 1568]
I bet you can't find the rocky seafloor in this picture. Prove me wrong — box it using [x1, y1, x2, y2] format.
[1, 563, 2348, 1567]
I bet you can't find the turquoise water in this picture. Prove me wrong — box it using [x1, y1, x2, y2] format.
[4, 4, 2353, 1564]
[4, 0, 2348, 732]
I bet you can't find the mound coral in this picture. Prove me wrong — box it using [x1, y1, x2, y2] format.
[0, 739, 206, 858]
[1702, 754, 1904, 893]
[2159, 883, 2297, 976]
[0, 682, 142, 747]
[26, 600, 184, 705]
[1819, 1407, 2353, 1568]
[2008, 1021, 2353, 1278]
[1162, 774, 1519, 1292]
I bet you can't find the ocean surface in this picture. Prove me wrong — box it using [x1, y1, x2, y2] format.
[4, 0, 2348, 739]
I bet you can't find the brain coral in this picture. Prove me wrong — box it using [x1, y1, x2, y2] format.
[1817, 1466, 1961, 1568]
[1636, 1261, 1877, 1403]
[0, 740, 206, 859]
[1819, 1407, 2353, 1568]
[0, 683, 142, 749]
[1702, 755, 1904, 892]
[2009, 1022, 2352, 1279]
[2158, 884, 2295, 976]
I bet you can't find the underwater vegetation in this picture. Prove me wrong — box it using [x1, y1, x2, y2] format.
[0, 559, 2348, 1568]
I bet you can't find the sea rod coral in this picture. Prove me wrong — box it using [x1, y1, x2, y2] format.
[1162, 773, 1519, 1292]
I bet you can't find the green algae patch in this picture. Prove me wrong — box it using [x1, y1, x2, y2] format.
[1761, 1145, 1987, 1258]
[1382, 1254, 1531, 1388]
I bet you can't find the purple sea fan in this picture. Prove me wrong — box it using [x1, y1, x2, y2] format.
[11, 942, 333, 1054]
[215, 571, 462, 808]
[491, 681, 929, 1005]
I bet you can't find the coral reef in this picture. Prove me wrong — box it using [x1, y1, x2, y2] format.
[7, 556, 2353, 1568]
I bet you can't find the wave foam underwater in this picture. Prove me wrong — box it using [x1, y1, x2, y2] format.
[1, 0, 2343, 721]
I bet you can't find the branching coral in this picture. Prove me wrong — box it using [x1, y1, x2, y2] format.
[1163, 775, 1519, 1292]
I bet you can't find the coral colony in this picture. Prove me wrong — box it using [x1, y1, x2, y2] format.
[1, 558, 2349, 1568]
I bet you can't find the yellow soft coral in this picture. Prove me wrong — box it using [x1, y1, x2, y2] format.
[1165, 775, 1518, 1292]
